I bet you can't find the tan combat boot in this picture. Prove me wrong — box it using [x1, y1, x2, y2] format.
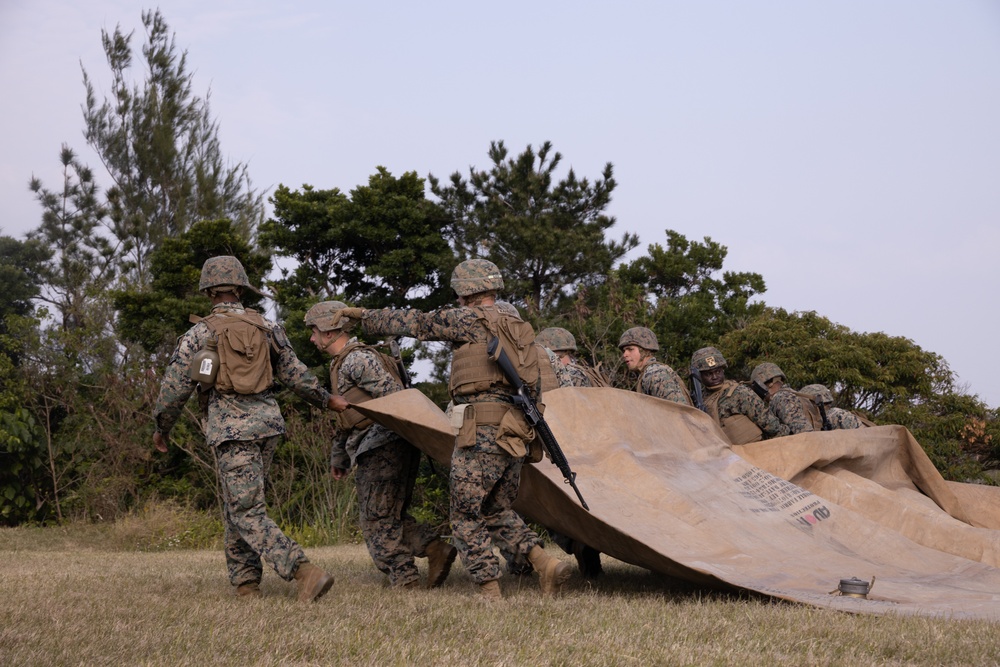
[478, 579, 502, 601]
[293, 562, 334, 602]
[425, 539, 458, 589]
[236, 582, 262, 598]
[528, 545, 571, 596]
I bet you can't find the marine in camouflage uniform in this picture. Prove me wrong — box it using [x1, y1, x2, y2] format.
[751, 362, 815, 435]
[618, 327, 692, 406]
[152, 256, 340, 602]
[332, 260, 572, 599]
[305, 301, 456, 589]
[690, 347, 790, 445]
[799, 384, 864, 430]
[536, 327, 605, 388]
[542, 345, 575, 389]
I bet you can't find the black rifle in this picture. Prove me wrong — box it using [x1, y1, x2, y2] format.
[814, 397, 834, 431]
[486, 337, 589, 511]
[750, 379, 769, 402]
[388, 337, 411, 389]
[690, 366, 707, 413]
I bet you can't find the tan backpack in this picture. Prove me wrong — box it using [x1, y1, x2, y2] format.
[793, 391, 826, 431]
[576, 361, 609, 388]
[198, 310, 275, 395]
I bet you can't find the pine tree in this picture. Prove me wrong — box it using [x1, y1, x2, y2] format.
[81, 9, 264, 284]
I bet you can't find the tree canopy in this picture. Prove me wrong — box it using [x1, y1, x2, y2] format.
[430, 140, 639, 315]
[81, 9, 264, 284]
[260, 168, 455, 312]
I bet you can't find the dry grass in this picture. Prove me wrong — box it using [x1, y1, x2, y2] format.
[1, 525, 998, 666]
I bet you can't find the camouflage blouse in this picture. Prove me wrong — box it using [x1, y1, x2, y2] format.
[329, 340, 407, 469]
[828, 407, 863, 430]
[637, 360, 692, 407]
[706, 380, 790, 439]
[153, 301, 332, 447]
[768, 386, 815, 435]
[361, 305, 526, 407]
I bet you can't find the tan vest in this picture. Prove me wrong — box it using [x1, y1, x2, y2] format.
[793, 391, 826, 431]
[539, 346, 560, 393]
[329, 341, 402, 433]
[448, 306, 539, 399]
[576, 362, 609, 388]
[704, 381, 763, 445]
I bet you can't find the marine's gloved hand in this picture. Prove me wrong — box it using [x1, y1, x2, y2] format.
[329, 307, 365, 331]
[336, 307, 365, 324]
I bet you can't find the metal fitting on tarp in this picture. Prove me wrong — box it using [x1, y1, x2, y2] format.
[834, 576, 875, 598]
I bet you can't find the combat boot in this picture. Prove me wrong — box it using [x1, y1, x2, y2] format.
[478, 579, 502, 601]
[293, 562, 334, 602]
[236, 582, 262, 598]
[528, 545, 571, 596]
[425, 539, 458, 588]
[573, 542, 604, 579]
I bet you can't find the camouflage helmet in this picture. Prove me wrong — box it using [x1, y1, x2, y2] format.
[304, 300, 349, 332]
[618, 326, 659, 351]
[691, 347, 727, 372]
[199, 256, 261, 295]
[451, 259, 504, 296]
[800, 383, 834, 406]
[750, 362, 786, 386]
[495, 301, 522, 319]
[536, 327, 577, 352]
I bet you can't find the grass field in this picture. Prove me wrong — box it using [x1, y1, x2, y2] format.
[1, 522, 999, 666]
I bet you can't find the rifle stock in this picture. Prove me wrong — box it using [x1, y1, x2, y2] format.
[815, 398, 834, 431]
[750, 379, 769, 401]
[486, 337, 590, 511]
[388, 337, 411, 389]
[690, 366, 707, 413]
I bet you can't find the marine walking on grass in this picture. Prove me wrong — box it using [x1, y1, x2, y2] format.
[152, 256, 345, 602]
[330, 259, 573, 600]
[305, 300, 457, 590]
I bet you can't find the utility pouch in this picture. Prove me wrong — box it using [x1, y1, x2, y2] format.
[496, 409, 534, 459]
[452, 404, 477, 449]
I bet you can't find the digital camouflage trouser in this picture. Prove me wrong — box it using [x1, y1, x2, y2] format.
[217, 436, 307, 586]
[355, 439, 439, 586]
[449, 427, 541, 584]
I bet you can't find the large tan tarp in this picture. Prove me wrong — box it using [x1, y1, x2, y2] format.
[355, 387, 1000, 620]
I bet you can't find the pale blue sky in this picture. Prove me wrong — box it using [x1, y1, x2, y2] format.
[2, 1, 999, 405]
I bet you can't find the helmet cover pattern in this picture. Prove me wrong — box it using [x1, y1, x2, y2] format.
[451, 259, 504, 296]
[691, 346, 727, 372]
[751, 362, 786, 386]
[799, 383, 835, 406]
[618, 326, 659, 351]
[199, 256, 258, 294]
[304, 300, 349, 332]
[536, 327, 577, 352]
